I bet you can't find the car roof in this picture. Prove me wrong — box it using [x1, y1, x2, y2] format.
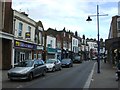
[47, 59, 57, 60]
[62, 58, 71, 60]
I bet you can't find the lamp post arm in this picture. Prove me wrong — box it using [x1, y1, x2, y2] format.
[88, 14, 108, 17]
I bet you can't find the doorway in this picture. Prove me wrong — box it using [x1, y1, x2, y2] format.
[20, 52, 25, 62]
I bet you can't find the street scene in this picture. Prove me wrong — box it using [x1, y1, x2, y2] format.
[1, 0, 120, 89]
[2, 61, 94, 88]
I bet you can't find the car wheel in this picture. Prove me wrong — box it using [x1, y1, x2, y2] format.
[52, 67, 55, 72]
[42, 70, 46, 76]
[10, 78, 14, 81]
[59, 66, 62, 70]
[68, 65, 71, 67]
[28, 73, 33, 81]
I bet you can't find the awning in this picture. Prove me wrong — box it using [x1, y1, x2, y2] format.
[105, 37, 120, 50]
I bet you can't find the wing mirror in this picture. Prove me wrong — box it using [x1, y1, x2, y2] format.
[34, 64, 38, 68]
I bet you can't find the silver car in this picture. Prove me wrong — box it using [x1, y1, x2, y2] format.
[45, 59, 62, 72]
[8, 59, 47, 81]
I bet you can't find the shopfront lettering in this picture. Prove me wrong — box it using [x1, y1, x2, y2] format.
[15, 41, 35, 49]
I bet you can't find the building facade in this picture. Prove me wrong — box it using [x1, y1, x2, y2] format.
[46, 35, 57, 59]
[87, 40, 98, 59]
[0, 1, 13, 69]
[13, 10, 44, 67]
[72, 36, 79, 56]
[105, 15, 120, 65]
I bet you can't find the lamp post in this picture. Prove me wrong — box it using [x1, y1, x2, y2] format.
[86, 5, 108, 73]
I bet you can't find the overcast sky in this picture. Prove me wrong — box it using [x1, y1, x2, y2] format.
[12, 0, 120, 40]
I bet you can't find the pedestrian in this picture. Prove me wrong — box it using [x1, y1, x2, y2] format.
[116, 61, 120, 81]
[116, 50, 120, 63]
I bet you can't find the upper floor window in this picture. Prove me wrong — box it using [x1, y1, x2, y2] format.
[39, 32, 42, 44]
[28, 26, 31, 32]
[50, 40, 53, 47]
[18, 22, 23, 36]
[118, 21, 120, 30]
[25, 26, 31, 38]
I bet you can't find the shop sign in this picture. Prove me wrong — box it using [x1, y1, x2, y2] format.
[25, 32, 30, 38]
[15, 40, 36, 49]
[47, 47, 56, 54]
[37, 46, 43, 50]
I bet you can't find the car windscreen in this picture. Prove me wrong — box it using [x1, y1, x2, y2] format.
[46, 60, 55, 64]
[17, 60, 34, 67]
[74, 56, 80, 59]
[62, 59, 70, 63]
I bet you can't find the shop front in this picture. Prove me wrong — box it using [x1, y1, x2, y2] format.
[14, 40, 36, 65]
[56, 48, 62, 61]
[46, 47, 57, 59]
[32, 45, 44, 60]
[105, 37, 120, 65]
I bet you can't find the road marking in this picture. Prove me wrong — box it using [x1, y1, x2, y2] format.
[16, 85, 23, 88]
[83, 62, 96, 88]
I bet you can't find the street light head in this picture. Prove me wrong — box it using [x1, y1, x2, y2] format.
[86, 16, 92, 21]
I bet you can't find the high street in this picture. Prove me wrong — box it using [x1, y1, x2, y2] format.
[2, 61, 95, 88]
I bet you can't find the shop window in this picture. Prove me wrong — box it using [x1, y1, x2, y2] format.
[38, 54, 42, 59]
[14, 51, 20, 64]
[29, 53, 32, 59]
[34, 54, 37, 59]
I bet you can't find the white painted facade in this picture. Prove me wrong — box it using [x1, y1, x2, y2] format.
[12, 10, 37, 66]
[46, 35, 56, 49]
[87, 41, 98, 51]
[14, 10, 36, 42]
[72, 36, 79, 53]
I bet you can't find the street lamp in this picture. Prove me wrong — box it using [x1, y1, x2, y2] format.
[86, 5, 108, 73]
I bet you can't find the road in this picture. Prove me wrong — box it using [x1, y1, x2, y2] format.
[2, 61, 95, 89]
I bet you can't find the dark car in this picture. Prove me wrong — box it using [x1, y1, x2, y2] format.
[8, 59, 47, 81]
[61, 58, 73, 67]
[73, 56, 82, 63]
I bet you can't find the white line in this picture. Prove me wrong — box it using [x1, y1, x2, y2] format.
[16, 85, 23, 88]
[83, 62, 96, 88]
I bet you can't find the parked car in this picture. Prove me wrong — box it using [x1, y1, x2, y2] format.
[61, 58, 73, 67]
[45, 59, 62, 72]
[73, 56, 82, 63]
[92, 57, 98, 60]
[8, 59, 47, 81]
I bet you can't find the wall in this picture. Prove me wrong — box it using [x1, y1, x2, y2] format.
[2, 38, 12, 69]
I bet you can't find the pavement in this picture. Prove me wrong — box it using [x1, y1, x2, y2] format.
[0, 60, 120, 89]
[89, 60, 119, 89]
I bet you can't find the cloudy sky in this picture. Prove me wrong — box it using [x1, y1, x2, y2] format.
[12, 0, 120, 40]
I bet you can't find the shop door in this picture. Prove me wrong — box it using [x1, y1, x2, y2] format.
[20, 52, 25, 62]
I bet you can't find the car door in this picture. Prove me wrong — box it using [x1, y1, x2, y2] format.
[37, 60, 45, 75]
[34, 61, 40, 76]
[56, 59, 61, 69]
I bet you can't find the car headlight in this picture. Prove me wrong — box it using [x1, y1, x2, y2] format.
[48, 65, 54, 68]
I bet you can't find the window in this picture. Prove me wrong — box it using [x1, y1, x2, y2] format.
[18, 22, 23, 36]
[34, 54, 37, 59]
[28, 26, 31, 32]
[118, 21, 120, 30]
[26, 26, 31, 38]
[50, 40, 53, 47]
[39, 32, 42, 44]
[38, 54, 42, 59]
